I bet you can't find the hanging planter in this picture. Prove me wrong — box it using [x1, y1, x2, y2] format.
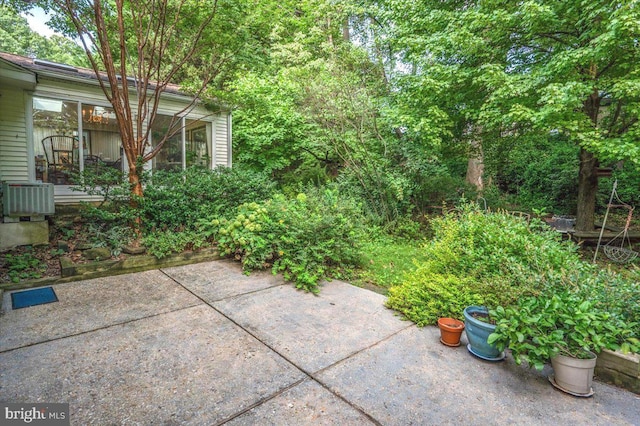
[437, 317, 465, 347]
[463, 306, 505, 361]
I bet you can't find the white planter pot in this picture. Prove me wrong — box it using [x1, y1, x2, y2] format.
[550, 351, 597, 397]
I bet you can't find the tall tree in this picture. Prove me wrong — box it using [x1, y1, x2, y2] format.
[15, 0, 230, 202]
[0, 5, 88, 65]
[375, 0, 640, 230]
[230, 0, 426, 221]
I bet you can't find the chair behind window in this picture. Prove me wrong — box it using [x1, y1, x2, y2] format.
[41, 135, 77, 184]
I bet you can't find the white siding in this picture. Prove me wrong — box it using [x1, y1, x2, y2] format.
[0, 87, 29, 182]
[1, 69, 232, 203]
[214, 114, 230, 167]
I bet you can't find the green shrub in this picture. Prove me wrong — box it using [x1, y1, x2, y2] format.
[420, 204, 581, 278]
[556, 265, 640, 342]
[387, 270, 483, 325]
[200, 187, 365, 292]
[4, 251, 46, 283]
[489, 291, 639, 369]
[142, 230, 208, 259]
[598, 165, 640, 213]
[488, 134, 579, 214]
[139, 166, 277, 232]
[337, 167, 414, 224]
[73, 166, 136, 230]
[87, 223, 135, 256]
[386, 203, 584, 324]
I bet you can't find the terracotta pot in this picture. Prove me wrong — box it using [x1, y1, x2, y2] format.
[437, 317, 465, 347]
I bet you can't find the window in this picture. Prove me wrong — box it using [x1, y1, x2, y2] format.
[186, 120, 209, 168]
[33, 98, 78, 185]
[152, 115, 211, 171]
[81, 104, 123, 173]
[151, 115, 183, 171]
[33, 97, 212, 184]
[33, 97, 123, 185]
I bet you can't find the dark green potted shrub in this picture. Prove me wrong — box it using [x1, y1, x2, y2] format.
[488, 291, 638, 396]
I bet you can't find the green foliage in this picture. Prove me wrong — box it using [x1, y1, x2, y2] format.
[139, 166, 277, 232]
[337, 166, 415, 224]
[142, 230, 208, 259]
[598, 164, 640, 211]
[231, 73, 315, 176]
[569, 266, 640, 344]
[354, 235, 429, 290]
[384, 216, 429, 242]
[388, 270, 483, 326]
[74, 166, 276, 255]
[428, 204, 580, 281]
[72, 166, 135, 231]
[375, 0, 640, 229]
[4, 251, 46, 283]
[488, 292, 639, 370]
[201, 187, 365, 292]
[87, 223, 134, 257]
[386, 203, 584, 324]
[487, 134, 579, 214]
[0, 5, 89, 66]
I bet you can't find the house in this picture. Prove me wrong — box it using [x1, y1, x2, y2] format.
[0, 51, 232, 249]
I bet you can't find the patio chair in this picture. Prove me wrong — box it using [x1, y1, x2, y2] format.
[41, 135, 77, 184]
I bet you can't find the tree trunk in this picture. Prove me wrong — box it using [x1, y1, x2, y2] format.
[127, 164, 143, 235]
[465, 134, 484, 191]
[342, 17, 350, 42]
[575, 85, 601, 231]
[575, 148, 598, 231]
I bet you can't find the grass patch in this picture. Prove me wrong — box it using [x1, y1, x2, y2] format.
[352, 236, 429, 291]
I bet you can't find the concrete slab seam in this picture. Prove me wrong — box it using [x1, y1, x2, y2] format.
[0, 302, 204, 355]
[213, 377, 308, 425]
[159, 270, 315, 373]
[160, 266, 290, 303]
[300, 324, 419, 425]
[309, 322, 416, 378]
[160, 269, 386, 425]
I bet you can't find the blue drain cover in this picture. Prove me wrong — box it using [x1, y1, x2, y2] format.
[11, 287, 58, 309]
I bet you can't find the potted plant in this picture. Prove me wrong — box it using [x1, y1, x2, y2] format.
[488, 291, 637, 396]
[437, 317, 465, 347]
[463, 306, 505, 361]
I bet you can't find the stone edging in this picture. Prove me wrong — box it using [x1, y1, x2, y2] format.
[596, 349, 640, 394]
[0, 247, 221, 291]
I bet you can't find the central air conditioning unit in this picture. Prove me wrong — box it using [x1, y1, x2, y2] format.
[2, 182, 55, 222]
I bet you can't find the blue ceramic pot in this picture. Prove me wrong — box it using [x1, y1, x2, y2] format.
[463, 306, 505, 361]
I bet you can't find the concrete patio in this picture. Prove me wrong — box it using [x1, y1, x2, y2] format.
[1, 259, 638, 425]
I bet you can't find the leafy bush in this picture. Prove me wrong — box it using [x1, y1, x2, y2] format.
[386, 203, 584, 324]
[4, 251, 46, 283]
[387, 270, 483, 326]
[87, 223, 135, 256]
[488, 291, 639, 370]
[200, 187, 365, 292]
[561, 265, 640, 342]
[337, 166, 414, 224]
[73, 165, 276, 255]
[142, 230, 208, 259]
[139, 166, 277, 232]
[72, 166, 135, 230]
[488, 134, 579, 214]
